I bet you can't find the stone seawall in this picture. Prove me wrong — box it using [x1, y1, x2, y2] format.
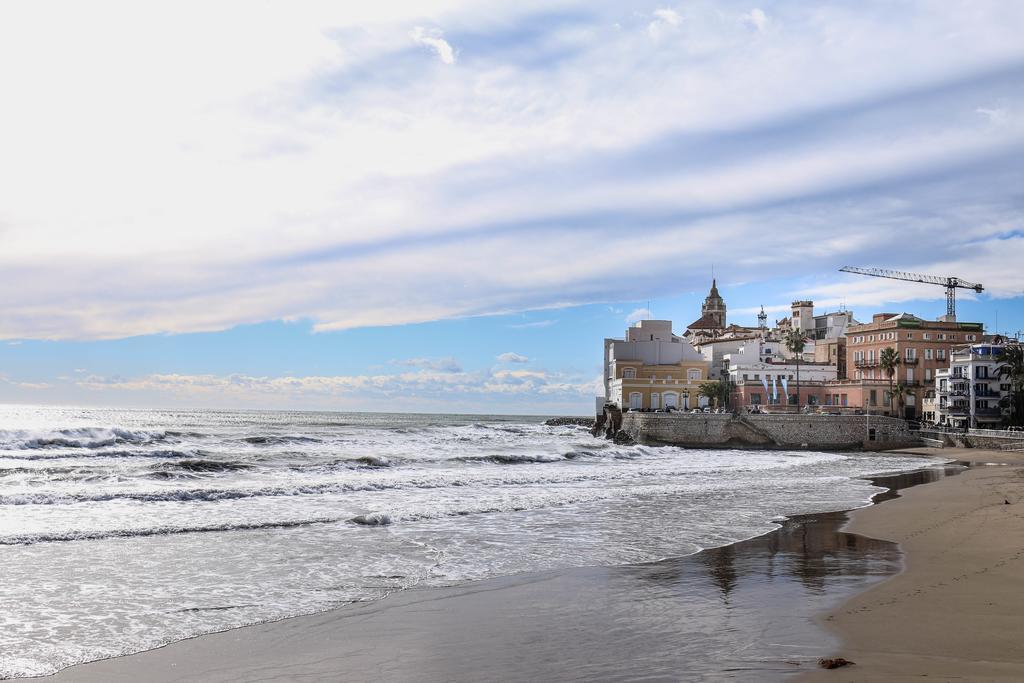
[619, 413, 914, 450]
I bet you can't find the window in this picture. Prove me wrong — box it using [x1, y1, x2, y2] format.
[623, 368, 636, 379]
[925, 348, 933, 360]
[870, 390, 877, 406]
[687, 369, 701, 381]
[742, 374, 748, 381]
[925, 369, 932, 381]
[754, 374, 760, 380]
[751, 393, 762, 405]
[906, 333, 914, 339]
[938, 333, 946, 340]
[966, 334, 977, 342]
[938, 349, 946, 360]
[905, 348, 917, 360]
[923, 333, 931, 340]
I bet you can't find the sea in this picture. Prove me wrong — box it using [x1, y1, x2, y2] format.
[0, 405, 939, 679]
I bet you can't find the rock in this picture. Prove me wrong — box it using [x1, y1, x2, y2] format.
[543, 417, 596, 428]
[818, 657, 855, 669]
[612, 430, 635, 445]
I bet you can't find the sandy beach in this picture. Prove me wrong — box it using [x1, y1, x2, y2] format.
[802, 447, 1024, 682]
[17, 448, 1023, 682]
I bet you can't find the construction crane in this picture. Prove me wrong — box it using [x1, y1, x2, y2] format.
[838, 266, 984, 319]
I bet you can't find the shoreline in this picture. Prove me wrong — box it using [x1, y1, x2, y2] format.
[801, 447, 1024, 681]
[17, 456, 960, 682]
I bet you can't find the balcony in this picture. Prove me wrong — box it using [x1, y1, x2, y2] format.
[902, 357, 919, 365]
[854, 359, 878, 368]
[975, 407, 1002, 417]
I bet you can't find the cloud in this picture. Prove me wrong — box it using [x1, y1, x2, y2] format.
[625, 308, 652, 323]
[410, 26, 456, 64]
[497, 351, 529, 363]
[0, 2, 1021, 341]
[744, 8, 768, 32]
[72, 367, 601, 407]
[390, 356, 463, 373]
[648, 8, 682, 39]
[976, 106, 1010, 125]
[507, 319, 557, 329]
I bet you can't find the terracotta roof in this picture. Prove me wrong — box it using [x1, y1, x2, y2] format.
[687, 314, 723, 330]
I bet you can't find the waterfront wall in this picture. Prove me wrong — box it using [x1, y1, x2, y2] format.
[619, 412, 914, 450]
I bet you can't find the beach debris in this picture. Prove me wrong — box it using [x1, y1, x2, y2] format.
[818, 657, 855, 669]
[1005, 499, 1011, 505]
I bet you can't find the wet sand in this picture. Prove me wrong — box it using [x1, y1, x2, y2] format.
[20, 468, 956, 682]
[802, 448, 1024, 682]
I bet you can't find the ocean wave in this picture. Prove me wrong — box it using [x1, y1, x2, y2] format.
[150, 459, 254, 474]
[0, 427, 168, 451]
[352, 455, 392, 468]
[456, 453, 567, 465]
[0, 517, 342, 546]
[238, 435, 323, 446]
[0, 449, 195, 462]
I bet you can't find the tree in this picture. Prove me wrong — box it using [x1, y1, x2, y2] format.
[887, 382, 907, 418]
[698, 380, 732, 409]
[784, 330, 807, 412]
[997, 344, 1024, 426]
[879, 346, 901, 416]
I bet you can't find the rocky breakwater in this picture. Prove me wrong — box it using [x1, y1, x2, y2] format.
[605, 412, 916, 451]
[544, 417, 596, 428]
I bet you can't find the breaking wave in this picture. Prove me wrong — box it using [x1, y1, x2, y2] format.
[0, 517, 342, 546]
[0, 428, 167, 450]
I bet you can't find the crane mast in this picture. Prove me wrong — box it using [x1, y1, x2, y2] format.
[838, 266, 984, 319]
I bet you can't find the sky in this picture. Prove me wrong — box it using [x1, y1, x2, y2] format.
[1, 0, 1023, 415]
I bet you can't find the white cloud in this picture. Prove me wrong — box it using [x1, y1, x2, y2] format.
[71, 367, 601, 409]
[648, 8, 682, 39]
[745, 8, 768, 32]
[625, 308, 652, 323]
[507, 319, 557, 329]
[0, 1, 1021, 341]
[497, 351, 530, 363]
[976, 106, 1010, 126]
[410, 26, 456, 64]
[391, 357, 463, 372]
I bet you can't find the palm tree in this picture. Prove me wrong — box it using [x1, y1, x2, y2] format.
[784, 330, 806, 412]
[996, 344, 1024, 426]
[879, 346, 901, 416]
[887, 382, 907, 418]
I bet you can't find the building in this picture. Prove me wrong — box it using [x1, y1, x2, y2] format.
[814, 338, 848, 379]
[928, 343, 1013, 428]
[728, 360, 838, 409]
[603, 319, 711, 411]
[834, 313, 986, 419]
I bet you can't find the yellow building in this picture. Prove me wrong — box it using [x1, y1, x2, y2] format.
[603, 319, 712, 411]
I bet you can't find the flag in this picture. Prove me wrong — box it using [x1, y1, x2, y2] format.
[780, 376, 789, 400]
[772, 375, 778, 401]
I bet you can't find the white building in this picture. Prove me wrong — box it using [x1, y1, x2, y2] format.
[727, 360, 838, 407]
[930, 343, 1010, 428]
[602, 320, 711, 411]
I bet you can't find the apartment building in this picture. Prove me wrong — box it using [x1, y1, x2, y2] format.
[929, 343, 1012, 427]
[603, 319, 711, 411]
[837, 312, 985, 419]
